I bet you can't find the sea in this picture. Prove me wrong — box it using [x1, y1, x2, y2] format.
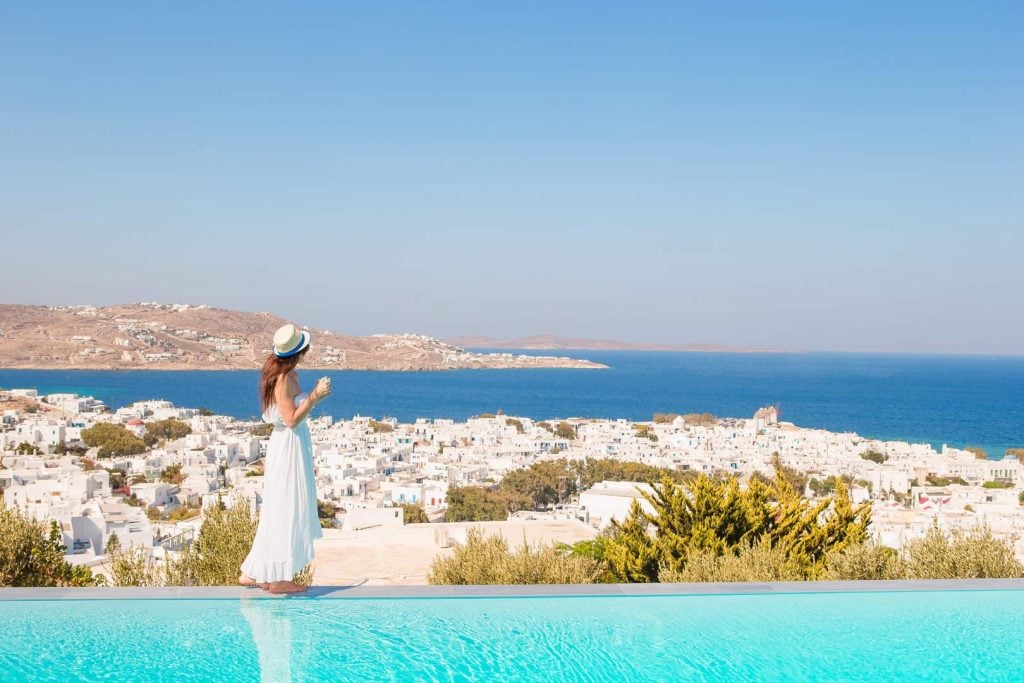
[1, 351, 1022, 457]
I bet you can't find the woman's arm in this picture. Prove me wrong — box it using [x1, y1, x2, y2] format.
[275, 372, 329, 428]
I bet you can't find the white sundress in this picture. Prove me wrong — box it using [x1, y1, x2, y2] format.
[241, 392, 323, 583]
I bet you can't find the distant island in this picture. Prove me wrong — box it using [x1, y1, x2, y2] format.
[446, 335, 790, 353]
[0, 304, 606, 371]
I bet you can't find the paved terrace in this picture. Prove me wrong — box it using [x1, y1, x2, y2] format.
[3, 579, 1024, 600]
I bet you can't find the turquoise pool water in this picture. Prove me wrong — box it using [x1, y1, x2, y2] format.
[2, 591, 1024, 681]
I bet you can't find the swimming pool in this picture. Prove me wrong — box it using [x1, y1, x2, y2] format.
[2, 582, 1023, 681]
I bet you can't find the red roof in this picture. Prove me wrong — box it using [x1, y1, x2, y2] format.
[126, 418, 144, 426]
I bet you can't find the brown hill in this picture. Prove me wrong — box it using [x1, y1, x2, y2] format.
[0, 304, 606, 371]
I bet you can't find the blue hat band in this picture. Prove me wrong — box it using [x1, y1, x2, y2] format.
[275, 332, 309, 358]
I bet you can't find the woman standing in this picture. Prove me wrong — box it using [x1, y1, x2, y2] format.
[240, 324, 331, 594]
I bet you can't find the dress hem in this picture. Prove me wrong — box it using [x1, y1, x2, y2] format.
[240, 552, 315, 584]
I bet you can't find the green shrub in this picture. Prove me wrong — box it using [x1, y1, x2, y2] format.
[250, 423, 273, 437]
[822, 543, 904, 580]
[0, 502, 98, 587]
[860, 449, 888, 464]
[633, 424, 658, 442]
[901, 524, 1024, 579]
[107, 546, 163, 587]
[401, 503, 430, 524]
[444, 485, 531, 522]
[808, 474, 854, 497]
[106, 501, 312, 587]
[926, 475, 968, 486]
[659, 539, 807, 583]
[604, 474, 871, 582]
[169, 501, 258, 586]
[167, 505, 201, 522]
[160, 464, 186, 485]
[428, 527, 603, 585]
[682, 413, 717, 427]
[574, 458, 694, 489]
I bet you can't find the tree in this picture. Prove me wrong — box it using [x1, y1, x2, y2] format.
[501, 460, 576, 509]
[553, 422, 576, 440]
[369, 419, 394, 433]
[603, 474, 870, 582]
[633, 424, 658, 442]
[197, 406, 214, 416]
[0, 503, 98, 587]
[769, 453, 808, 494]
[401, 503, 430, 524]
[250, 423, 274, 437]
[444, 485, 531, 522]
[571, 458, 695, 489]
[966, 447, 988, 460]
[15, 442, 42, 455]
[105, 532, 121, 554]
[81, 423, 147, 458]
[602, 500, 660, 582]
[926, 475, 968, 486]
[860, 449, 888, 464]
[160, 464, 186, 486]
[145, 419, 192, 444]
[682, 413, 717, 427]
[808, 474, 853, 497]
[317, 499, 336, 527]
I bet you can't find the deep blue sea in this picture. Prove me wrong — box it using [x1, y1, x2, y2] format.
[2, 351, 1022, 456]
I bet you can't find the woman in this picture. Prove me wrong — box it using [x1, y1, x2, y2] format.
[239, 323, 331, 594]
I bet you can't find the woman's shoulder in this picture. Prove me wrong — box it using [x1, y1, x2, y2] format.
[274, 370, 298, 388]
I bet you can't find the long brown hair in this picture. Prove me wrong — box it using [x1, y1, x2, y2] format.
[259, 348, 309, 411]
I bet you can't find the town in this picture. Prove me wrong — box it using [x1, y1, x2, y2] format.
[2, 388, 1023, 584]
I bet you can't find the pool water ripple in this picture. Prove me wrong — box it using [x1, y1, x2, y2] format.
[2, 591, 1024, 681]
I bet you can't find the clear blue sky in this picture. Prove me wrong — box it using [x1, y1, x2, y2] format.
[1, 2, 1021, 354]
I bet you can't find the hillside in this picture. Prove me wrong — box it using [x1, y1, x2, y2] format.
[446, 335, 787, 353]
[0, 304, 606, 371]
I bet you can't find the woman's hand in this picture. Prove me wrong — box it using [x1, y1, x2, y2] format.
[312, 377, 332, 403]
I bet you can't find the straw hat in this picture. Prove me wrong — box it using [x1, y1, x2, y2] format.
[272, 324, 311, 358]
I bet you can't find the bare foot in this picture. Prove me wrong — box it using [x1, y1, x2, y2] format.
[267, 580, 308, 594]
[238, 574, 269, 589]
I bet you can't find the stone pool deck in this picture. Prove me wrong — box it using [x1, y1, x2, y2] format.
[3, 579, 1024, 600]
